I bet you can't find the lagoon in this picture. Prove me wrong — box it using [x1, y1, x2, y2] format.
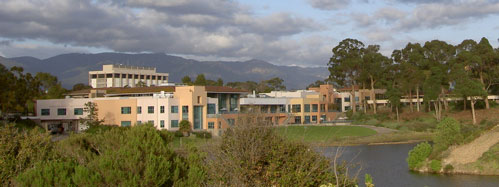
[319, 143, 499, 187]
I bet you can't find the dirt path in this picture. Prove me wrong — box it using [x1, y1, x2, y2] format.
[444, 125, 499, 165]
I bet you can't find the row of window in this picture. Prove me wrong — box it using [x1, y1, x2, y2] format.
[91, 74, 167, 80]
[41, 108, 83, 116]
[293, 115, 326, 124]
[289, 104, 326, 113]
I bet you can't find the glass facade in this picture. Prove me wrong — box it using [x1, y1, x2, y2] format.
[182, 106, 188, 120]
[230, 94, 238, 112]
[193, 106, 203, 129]
[207, 104, 216, 114]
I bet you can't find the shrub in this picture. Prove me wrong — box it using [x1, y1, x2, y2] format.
[430, 160, 442, 172]
[0, 124, 56, 185]
[179, 120, 192, 133]
[16, 124, 206, 186]
[346, 109, 353, 119]
[207, 114, 356, 186]
[407, 142, 432, 170]
[365, 174, 374, 187]
[434, 118, 463, 148]
[192, 131, 212, 139]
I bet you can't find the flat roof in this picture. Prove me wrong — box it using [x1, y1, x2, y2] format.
[67, 86, 248, 96]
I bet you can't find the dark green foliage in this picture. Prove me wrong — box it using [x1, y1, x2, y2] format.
[407, 142, 432, 170]
[429, 160, 442, 172]
[192, 131, 212, 139]
[179, 120, 192, 133]
[226, 77, 286, 93]
[16, 124, 207, 186]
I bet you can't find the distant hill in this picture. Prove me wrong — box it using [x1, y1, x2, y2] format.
[0, 53, 329, 89]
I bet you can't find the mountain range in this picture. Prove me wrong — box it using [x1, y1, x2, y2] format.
[0, 53, 329, 90]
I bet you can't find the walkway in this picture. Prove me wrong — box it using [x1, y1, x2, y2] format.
[444, 125, 499, 165]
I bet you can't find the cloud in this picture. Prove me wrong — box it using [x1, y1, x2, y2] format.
[0, 0, 324, 66]
[307, 0, 350, 10]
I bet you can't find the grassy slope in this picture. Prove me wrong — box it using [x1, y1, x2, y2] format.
[276, 126, 377, 143]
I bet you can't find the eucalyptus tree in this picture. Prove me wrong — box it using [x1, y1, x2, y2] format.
[423, 40, 456, 112]
[452, 63, 487, 125]
[472, 38, 498, 109]
[423, 67, 446, 121]
[328, 38, 364, 114]
[392, 43, 426, 112]
[361, 45, 391, 114]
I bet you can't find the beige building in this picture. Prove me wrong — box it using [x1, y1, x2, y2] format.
[89, 64, 169, 88]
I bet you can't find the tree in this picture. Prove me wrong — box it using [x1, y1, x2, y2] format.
[80, 102, 102, 126]
[306, 80, 326, 89]
[182, 75, 192, 85]
[434, 118, 463, 148]
[362, 45, 391, 114]
[453, 65, 487, 124]
[136, 81, 147, 87]
[72, 83, 92, 91]
[263, 77, 286, 92]
[216, 78, 224, 86]
[386, 82, 402, 121]
[406, 142, 432, 170]
[472, 38, 498, 109]
[194, 74, 207, 86]
[423, 67, 446, 121]
[328, 38, 365, 114]
[179, 120, 192, 136]
[35, 72, 67, 99]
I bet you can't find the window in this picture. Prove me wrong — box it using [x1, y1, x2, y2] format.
[292, 104, 301, 113]
[91, 74, 97, 78]
[121, 121, 131, 127]
[230, 94, 238, 111]
[320, 104, 326, 112]
[344, 97, 350, 102]
[312, 115, 317, 122]
[106, 73, 112, 78]
[218, 121, 222, 129]
[345, 106, 351, 111]
[270, 105, 277, 113]
[137, 121, 142, 125]
[98, 74, 105, 78]
[137, 106, 142, 114]
[160, 120, 165, 128]
[171, 120, 179, 128]
[182, 106, 188, 120]
[74, 108, 83, 115]
[304, 116, 310, 124]
[355, 97, 359, 101]
[57, 108, 66, 116]
[121, 107, 131, 114]
[41, 109, 50, 116]
[294, 116, 301, 124]
[140, 75, 144, 79]
[134, 74, 139, 79]
[171, 106, 178, 113]
[321, 115, 326, 122]
[197, 96, 201, 104]
[312, 104, 318, 112]
[207, 104, 216, 114]
[148, 106, 154, 114]
[365, 96, 371, 101]
[280, 105, 286, 113]
[288, 105, 291, 113]
[152, 75, 156, 79]
[146, 75, 150, 79]
[208, 122, 215, 129]
[114, 73, 120, 78]
[160, 106, 165, 113]
[148, 120, 154, 125]
[261, 106, 268, 113]
[304, 104, 310, 112]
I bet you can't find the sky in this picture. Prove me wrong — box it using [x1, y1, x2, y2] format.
[0, 0, 498, 67]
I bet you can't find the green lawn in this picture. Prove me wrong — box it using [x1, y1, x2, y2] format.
[275, 126, 377, 143]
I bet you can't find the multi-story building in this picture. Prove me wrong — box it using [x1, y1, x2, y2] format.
[89, 64, 169, 88]
[37, 86, 247, 135]
[239, 84, 341, 124]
